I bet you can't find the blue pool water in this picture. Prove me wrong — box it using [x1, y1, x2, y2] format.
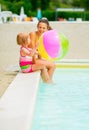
[32, 68, 89, 130]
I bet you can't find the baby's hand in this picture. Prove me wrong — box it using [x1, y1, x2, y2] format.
[30, 48, 36, 56]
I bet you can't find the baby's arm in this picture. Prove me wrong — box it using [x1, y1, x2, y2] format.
[21, 47, 36, 57]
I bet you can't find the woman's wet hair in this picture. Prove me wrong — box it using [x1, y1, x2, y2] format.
[37, 18, 52, 30]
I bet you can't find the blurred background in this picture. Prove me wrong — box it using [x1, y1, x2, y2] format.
[0, 0, 89, 22]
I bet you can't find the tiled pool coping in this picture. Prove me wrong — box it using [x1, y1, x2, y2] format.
[56, 59, 89, 68]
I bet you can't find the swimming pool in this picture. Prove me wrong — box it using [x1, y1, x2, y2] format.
[31, 68, 89, 130]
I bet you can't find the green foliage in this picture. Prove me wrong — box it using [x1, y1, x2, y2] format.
[30, 0, 50, 11]
[57, 11, 85, 21]
[49, 0, 60, 10]
[8, 1, 25, 14]
[0, 0, 32, 15]
[0, 0, 89, 21]
[42, 10, 55, 20]
[38, 10, 89, 21]
[85, 11, 89, 20]
[72, 0, 89, 11]
[83, 0, 89, 10]
[41, 0, 50, 10]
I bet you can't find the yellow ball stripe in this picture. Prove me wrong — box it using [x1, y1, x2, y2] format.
[38, 36, 51, 60]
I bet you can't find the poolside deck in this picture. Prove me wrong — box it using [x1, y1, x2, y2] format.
[0, 71, 40, 130]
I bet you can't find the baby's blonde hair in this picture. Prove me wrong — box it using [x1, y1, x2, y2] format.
[17, 33, 29, 45]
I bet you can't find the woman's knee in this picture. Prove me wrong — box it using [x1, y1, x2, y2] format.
[39, 63, 45, 69]
[53, 64, 56, 69]
[51, 63, 56, 69]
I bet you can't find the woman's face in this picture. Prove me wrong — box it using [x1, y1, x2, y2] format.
[37, 22, 48, 35]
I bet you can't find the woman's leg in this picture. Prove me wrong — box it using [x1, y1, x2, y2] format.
[35, 59, 56, 81]
[32, 62, 50, 83]
[41, 67, 50, 83]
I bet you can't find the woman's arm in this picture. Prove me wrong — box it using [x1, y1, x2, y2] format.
[29, 32, 37, 48]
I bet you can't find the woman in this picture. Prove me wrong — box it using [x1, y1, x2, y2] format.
[29, 18, 52, 48]
[29, 19, 56, 83]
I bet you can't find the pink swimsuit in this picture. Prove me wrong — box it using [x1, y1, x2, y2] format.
[19, 46, 33, 73]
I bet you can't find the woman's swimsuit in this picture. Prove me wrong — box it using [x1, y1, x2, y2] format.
[19, 46, 33, 73]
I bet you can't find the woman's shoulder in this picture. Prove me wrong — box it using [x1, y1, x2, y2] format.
[29, 31, 37, 37]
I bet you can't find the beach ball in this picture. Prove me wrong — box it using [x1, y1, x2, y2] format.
[38, 30, 61, 60]
[57, 32, 69, 60]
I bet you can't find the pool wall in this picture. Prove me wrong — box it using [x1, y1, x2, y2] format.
[0, 22, 89, 68]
